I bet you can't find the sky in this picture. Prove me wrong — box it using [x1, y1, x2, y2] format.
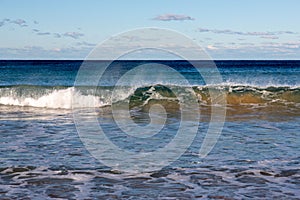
[1, 0, 300, 60]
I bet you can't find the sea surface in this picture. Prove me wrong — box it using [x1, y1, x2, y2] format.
[0, 60, 299, 199]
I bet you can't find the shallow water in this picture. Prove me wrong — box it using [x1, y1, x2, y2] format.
[0, 105, 299, 199]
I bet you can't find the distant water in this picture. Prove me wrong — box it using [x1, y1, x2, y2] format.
[0, 60, 299, 199]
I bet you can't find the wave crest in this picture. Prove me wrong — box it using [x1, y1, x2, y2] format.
[0, 85, 299, 109]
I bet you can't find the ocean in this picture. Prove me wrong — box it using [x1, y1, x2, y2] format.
[0, 60, 299, 199]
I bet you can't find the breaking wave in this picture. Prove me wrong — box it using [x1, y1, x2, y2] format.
[0, 84, 299, 109]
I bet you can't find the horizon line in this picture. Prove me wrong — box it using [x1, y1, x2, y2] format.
[1, 59, 300, 61]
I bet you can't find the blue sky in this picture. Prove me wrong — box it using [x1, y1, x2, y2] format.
[1, 0, 300, 59]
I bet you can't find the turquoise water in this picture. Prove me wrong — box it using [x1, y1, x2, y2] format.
[0, 60, 299, 199]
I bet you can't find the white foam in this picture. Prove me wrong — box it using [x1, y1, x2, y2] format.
[0, 87, 104, 109]
[206, 81, 300, 89]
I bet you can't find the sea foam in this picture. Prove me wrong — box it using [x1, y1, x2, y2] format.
[0, 87, 99, 109]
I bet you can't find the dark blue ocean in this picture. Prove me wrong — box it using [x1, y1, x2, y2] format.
[0, 60, 299, 199]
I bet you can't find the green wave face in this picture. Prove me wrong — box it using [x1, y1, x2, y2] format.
[0, 84, 299, 109]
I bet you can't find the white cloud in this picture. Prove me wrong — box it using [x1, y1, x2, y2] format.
[37, 32, 51, 36]
[10, 19, 27, 27]
[207, 45, 218, 50]
[260, 36, 279, 40]
[204, 41, 300, 59]
[76, 41, 96, 47]
[198, 27, 297, 37]
[1, 18, 84, 41]
[52, 48, 61, 52]
[0, 45, 93, 59]
[53, 33, 62, 38]
[153, 14, 194, 21]
[0, 18, 28, 27]
[63, 32, 84, 39]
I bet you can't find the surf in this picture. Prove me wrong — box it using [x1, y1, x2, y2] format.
[0, 84, 299, 109]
